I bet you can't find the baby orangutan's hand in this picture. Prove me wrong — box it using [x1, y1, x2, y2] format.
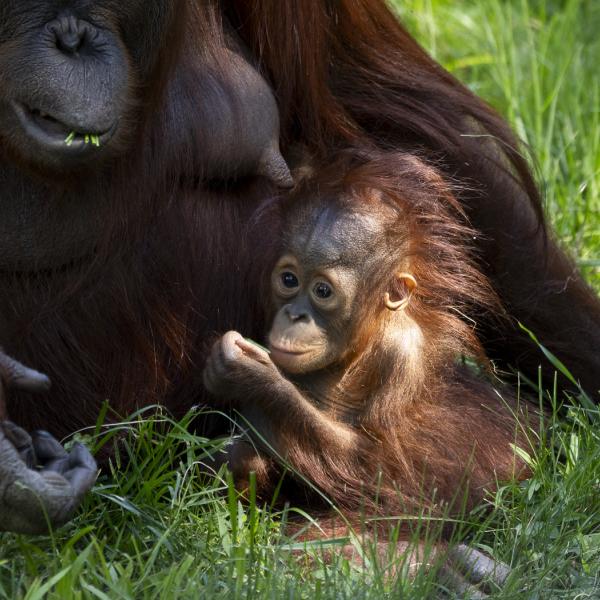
[203, 331, 280, 403]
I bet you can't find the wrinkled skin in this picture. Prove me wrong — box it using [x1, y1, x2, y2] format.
[0, 1, 290, 270]
[0, 351, 97, 535]
[0, 0, 176, 273]
[441, 545, 511, 598]
[0, 0, 291, 186]
[0, 2, 156, 173]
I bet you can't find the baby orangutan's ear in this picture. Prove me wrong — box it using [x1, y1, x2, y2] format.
[384, 273, 417, 311]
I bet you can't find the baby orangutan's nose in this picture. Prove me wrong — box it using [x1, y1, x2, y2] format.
[285, 305, 310, 323]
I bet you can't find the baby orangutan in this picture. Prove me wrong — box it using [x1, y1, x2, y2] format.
[203, 152, 533, 591]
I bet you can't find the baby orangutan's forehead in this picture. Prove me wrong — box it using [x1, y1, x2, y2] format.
[286, 206, 386, 268]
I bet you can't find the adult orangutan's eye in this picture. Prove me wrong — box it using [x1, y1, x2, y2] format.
[313, 282, 333, 299]
[281, 272, 299, 289]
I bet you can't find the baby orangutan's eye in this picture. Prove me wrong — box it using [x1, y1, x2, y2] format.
[282, 272, 299, 289]
[313, 282, 333, 299]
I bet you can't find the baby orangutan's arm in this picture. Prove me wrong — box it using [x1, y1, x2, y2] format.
[203, 331, 363, 496]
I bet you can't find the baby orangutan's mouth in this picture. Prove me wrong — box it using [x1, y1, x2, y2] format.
[269, 344, 309, 355]
[270, 345, 309, 361]
[268, 340, 323, 373]
[268, 338, 319, 355]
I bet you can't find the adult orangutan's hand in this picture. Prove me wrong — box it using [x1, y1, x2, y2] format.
[0, 350, 97, 534]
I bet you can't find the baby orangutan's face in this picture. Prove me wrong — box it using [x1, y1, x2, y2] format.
[268, 253, 356, 374]
[268, 206, 416, 374]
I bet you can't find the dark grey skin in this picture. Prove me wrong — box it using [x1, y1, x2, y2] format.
[195, 22, 293, 188]
[0, 1, 168, 273]
[0, 351, 97, 534]
[0, 5, 290, 186]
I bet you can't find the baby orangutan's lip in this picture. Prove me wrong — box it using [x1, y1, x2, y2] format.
[269, 345, 313, 371]
[269, 345, 311, 357]
[268, 341, 320, 364]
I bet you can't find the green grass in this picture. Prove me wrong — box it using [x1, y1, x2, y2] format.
[396, 0, 600, 288]
[1, 0, 599, 598]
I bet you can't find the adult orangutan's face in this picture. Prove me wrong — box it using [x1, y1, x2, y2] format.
[0, 0, 177, 173]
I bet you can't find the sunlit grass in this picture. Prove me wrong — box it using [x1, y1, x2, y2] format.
[395, 0, 600, 289]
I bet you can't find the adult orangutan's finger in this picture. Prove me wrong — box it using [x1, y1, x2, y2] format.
[0, 350, 51, 394]
[31, 430, 68, 463]
[1, 421, 36, 468]
[61, 444, 98, 499]
[446, 544, 510, 594]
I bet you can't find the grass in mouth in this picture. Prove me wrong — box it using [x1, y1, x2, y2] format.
[65, 131, 101, 147]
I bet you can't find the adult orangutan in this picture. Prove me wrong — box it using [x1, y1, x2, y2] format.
[0, 0, 292, 532]
[0, 0, 597, 561]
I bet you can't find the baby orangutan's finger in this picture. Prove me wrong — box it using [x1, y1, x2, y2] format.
[236, 337, 271, 363]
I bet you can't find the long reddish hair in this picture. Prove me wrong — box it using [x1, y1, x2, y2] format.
[224, 0, 542, 221]
[224, 0, 600, 395]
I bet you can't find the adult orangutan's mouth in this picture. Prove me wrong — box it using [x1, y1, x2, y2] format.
[12, 101, 116, 154]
